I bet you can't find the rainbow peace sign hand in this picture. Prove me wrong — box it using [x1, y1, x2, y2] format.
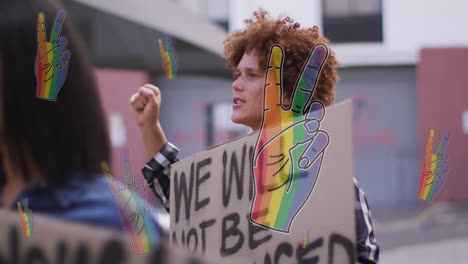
[35, 9, 71, 101]
[101, 148, 159, 254]
[158, 36, 178, 79]
[17, 199, 34, 237]
[417, 129, 450, 201]
[250, 45, 330, 232]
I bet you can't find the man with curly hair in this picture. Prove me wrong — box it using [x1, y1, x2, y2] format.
[130, 10, 379, 263]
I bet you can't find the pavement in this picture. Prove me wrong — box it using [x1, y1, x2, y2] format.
[371, 202, 468, 264]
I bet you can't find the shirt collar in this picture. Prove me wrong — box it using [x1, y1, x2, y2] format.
[9, 171, 97, 210]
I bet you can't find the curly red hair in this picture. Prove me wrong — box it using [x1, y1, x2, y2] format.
[223, 10, 340, 106]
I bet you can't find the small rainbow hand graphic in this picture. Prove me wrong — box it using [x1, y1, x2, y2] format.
[102, 147, 159, 254]
[417, 129, 450, 201]
[302, 231, 310, 248]
[17, 199, 34, 237]
[158, 37, 178, 79]
[35, 9, 71, 101]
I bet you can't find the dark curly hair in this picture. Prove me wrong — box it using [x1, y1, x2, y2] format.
[223, 9, 340, 106]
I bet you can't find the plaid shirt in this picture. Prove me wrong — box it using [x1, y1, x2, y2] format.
[142, 142, 380, 263]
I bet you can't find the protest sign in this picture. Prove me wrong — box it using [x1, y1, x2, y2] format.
[170, 100, 356, 263]
[0, 209, 220, 264]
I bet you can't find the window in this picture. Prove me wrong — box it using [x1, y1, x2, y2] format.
[323, 0, 383, 43]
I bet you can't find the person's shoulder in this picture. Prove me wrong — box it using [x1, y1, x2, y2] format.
[53, 174, 122, 231]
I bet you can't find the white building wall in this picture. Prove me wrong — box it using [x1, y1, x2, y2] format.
[176, 0, 229, 21]
[384, 0, 468, 50]
[229, 0, 322, 32]
[229, 0, 468, 66]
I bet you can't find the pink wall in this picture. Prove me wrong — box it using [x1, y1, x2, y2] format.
[418, 48, 468, 202]
[95, 68, 149, 184]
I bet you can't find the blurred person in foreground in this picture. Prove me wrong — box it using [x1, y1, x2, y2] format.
[0, 0, 121, 230]
[130, 10, 380, 263]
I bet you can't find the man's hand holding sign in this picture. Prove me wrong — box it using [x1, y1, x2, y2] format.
[251, 44, 330, 232]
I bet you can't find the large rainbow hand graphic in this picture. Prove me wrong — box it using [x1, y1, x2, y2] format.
[417, 129, 450, 201]
[101, 148, 159, 254]
[250, 45, 330, 232]
[35, 9, 71, 101]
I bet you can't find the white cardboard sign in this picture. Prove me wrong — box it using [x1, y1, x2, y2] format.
[170, 100, 356, 263]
